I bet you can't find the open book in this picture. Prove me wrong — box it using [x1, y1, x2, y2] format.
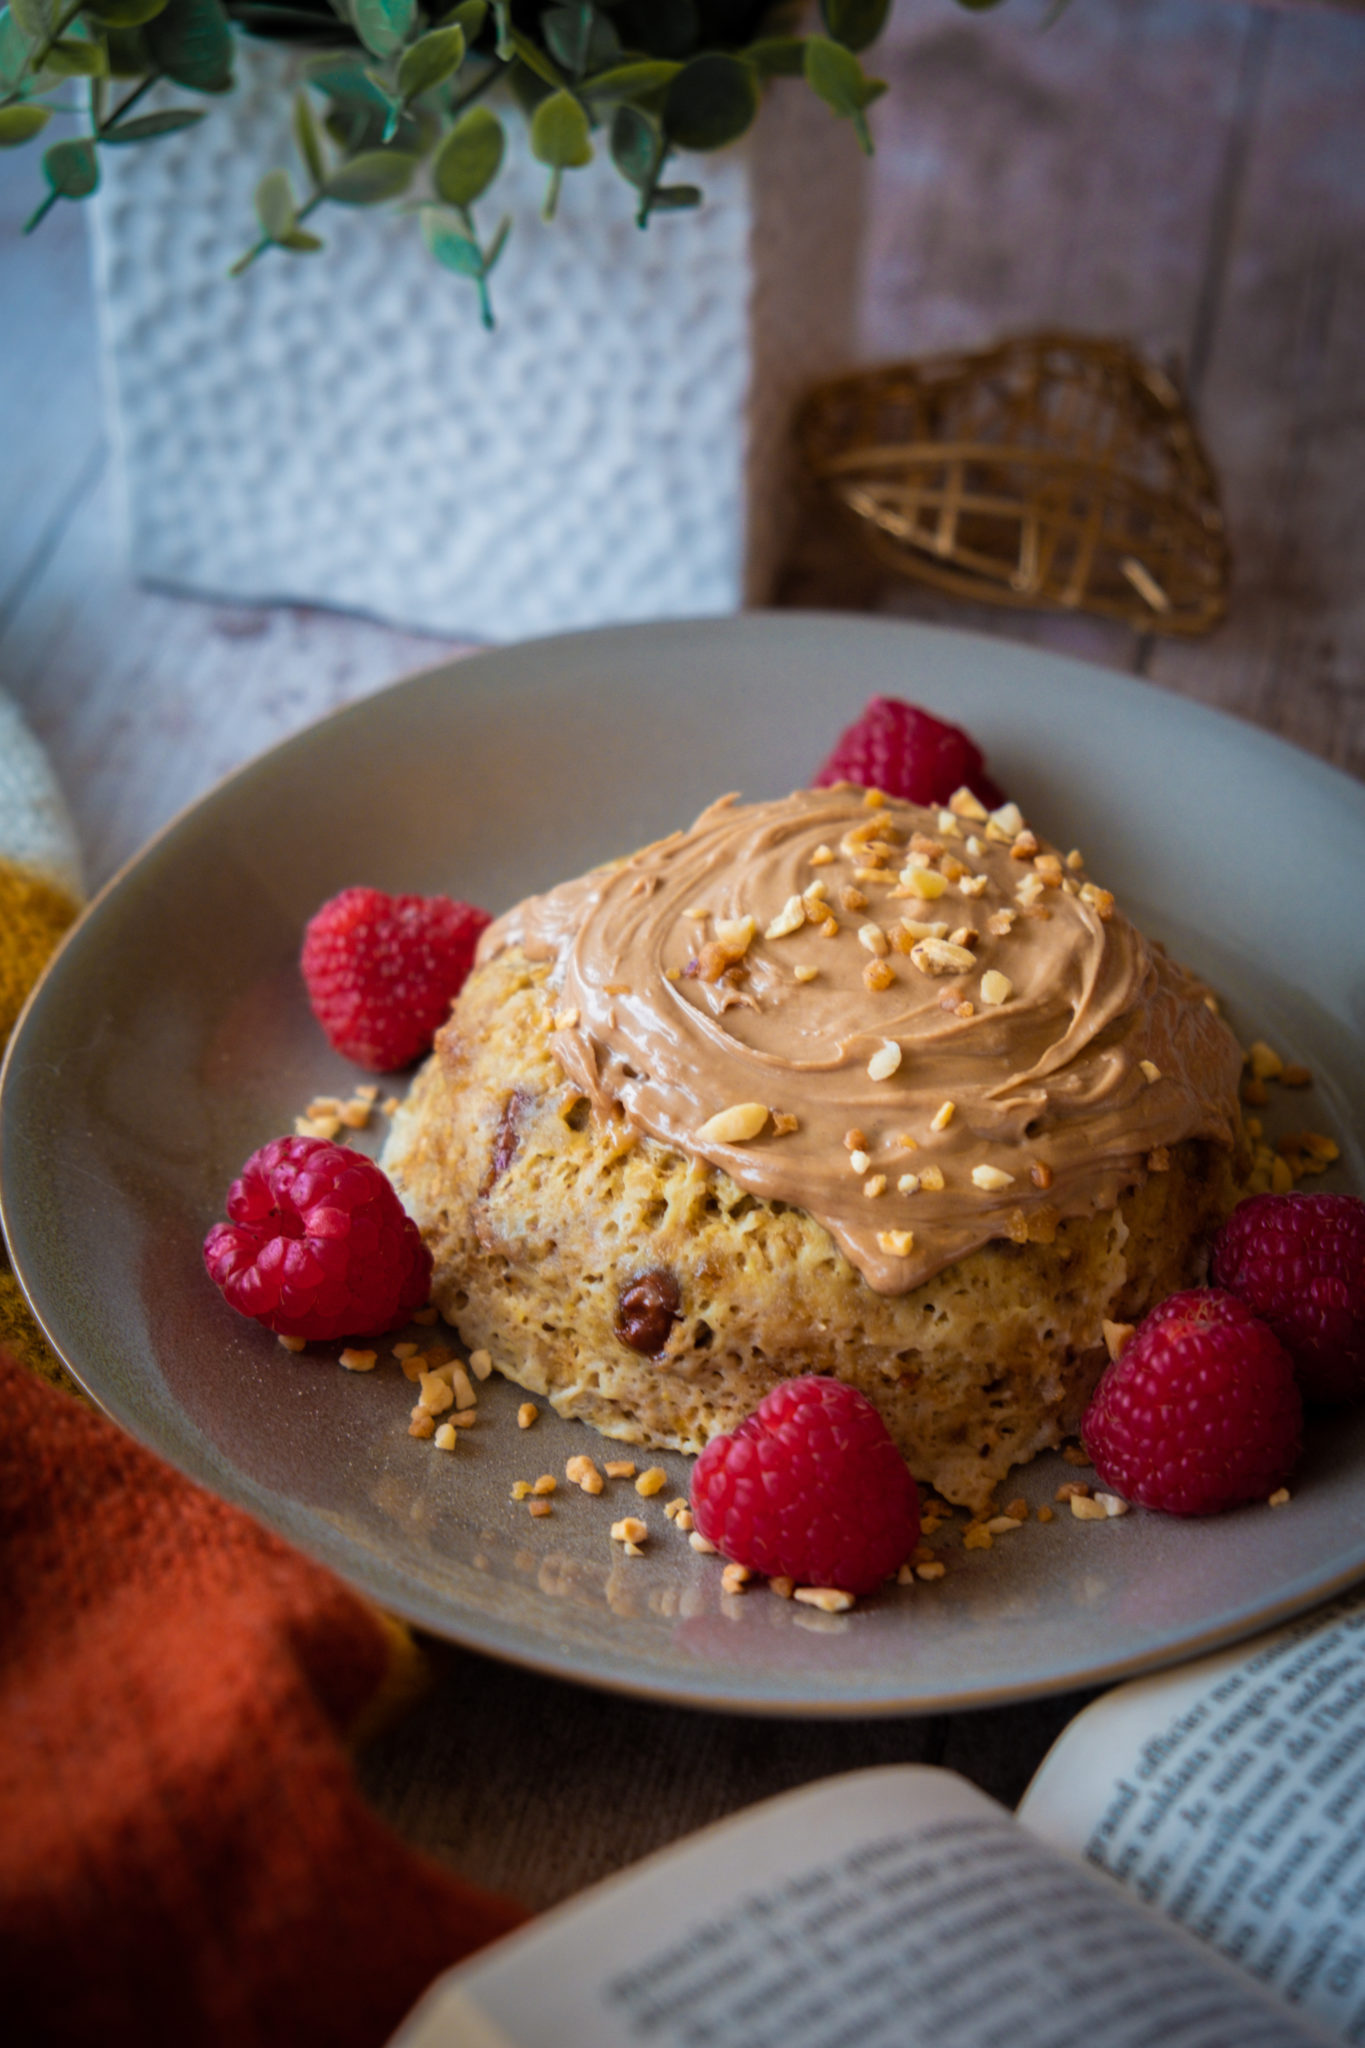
[394, 1587, 1365, 2047]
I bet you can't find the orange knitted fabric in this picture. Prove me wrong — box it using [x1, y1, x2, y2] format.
[0, 1346, 525, 2045]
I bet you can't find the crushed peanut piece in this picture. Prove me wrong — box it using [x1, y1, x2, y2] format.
[912, 936, 976, 976]
[771, 1111, 800, 1135]
[721, 1563, 752, 1595]
[849, 1149, 871, 1175]
[1268, 1487, 1292, 1508]
[1080, 883, 1115, 921]
[904, 867, 947, 901]
[1030, 1160, 1053, 1190]
[1056, 1480, 1093, 1501]
[532, 1475, 556, 1496]
[793, 964, 819, 984]
[769, 1576, 795, 1599]
[1094, 1493, 1130, 1518]
[279, 1334, 307, 1353]
[635, 1467, 667, 1498]
[566, 1455, 604, 1495]
[697, 1102, 769, 1146]
[1147, 1145, 1171, 1173]
[765, 895, 807, 940]
[972, 1163, 1015, 1191]
[980, 969, 1013, 1006]
[1005, 1497, 1028, 1522]
[916, 1561, 946, 1582]
[868, 1040, 902, 1082]
[1103, 1319, 1136, 1362]
[863, 958, 895, 992]
[611, 1517, 647, 1544]
[1037, 1504, 1055, 1524]
[985, 1515, 1023, 1535]
[1061, 1445, 1092, 1467]
[1139, 1060, 1162, 1084]
[418, 1371, 454, 1412]
[948, 787, 988, 821]
[948, 927, 979, 950]
[897, 1173, 920, 1195]
[605, 1459, 637, 1479]
[896, 1132, 919, 1149]
[511, 1480, 532, 1500]
[468, 1349, 492, 1381]
[919, 1164, 946, 1192]
[382, 1095, 402, 1115]
[528, 1500, 553, 1519]
[931, 1100, 956, 1132]
[794, 1586, 854, 1612]
[962, 1526, 993, 1551]
[1248, 1040, 1284, 1081]
[858, 922, 889, 957]
[876, 1229, 915, 1257]
[551, 1006, 580, 1031]
[810, 844, 834, 866]
[408, 1411, 436, 1439]
[863, 1175, 888, 1199]
[688, 1531, 717, 1555]
[434, 1422, 458, 1451]
[677, 1508, 694, 1533]
[713, 916, 757, 956]
[841, 885, 869, 913]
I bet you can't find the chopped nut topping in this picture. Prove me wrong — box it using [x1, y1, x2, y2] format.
[988, 801, 1025, 838]
[904, 867, 948, 901]
[528, 1500, 553, 1519]
[959, 874, 990, 899]
[972, 1163, 1015, 1191]
[279, 1334, 306, 1354]
[663, 1496, 687, 1521]
[948, 926, 979, 950]
[1070, 1494, 1109, 1521]
[611, 1516, 647, 1544]
[1103, 1319, 1136, 1362]
[794, 1586, 854, 1612]
[858, 922, 889, 957]
[1061, 1445, 1092, 1468]
[863, 957, 895, 992]
[899, 918, 950, 943]
[844, 1127, 867, 1152]
[911, 937, 976, 977]
[919, 1164, 946, 1192]
[1080, 882, 1115, 920]
[605, 1459, 637, 1479]
[793, 963, 819, 984]
[468, 1349, 493, 1380]
[408, 1411, 436, 1439]
[769, 1576, 795, 1599]
[849, 1148, 871, 1175]
[930, 1100, 955, 1132]
[765, 895, 807, 940]
[897, 1132, 919, 1149]
[688, 1531, 718, 1555]
[819, 915, 840, 939]
[417, 1371, 454, 1412]
[1147, 1145, 1171, 1172]
[771, 1111, 800, 1136]
[980, 969, 1013, 1006]
[1030, 1160, 1053, 1190]
[809, 844, 835, 866]
[636, 1467, 667, 1497]
[714, 915, 757, 955]
[864, 788, 887, 809]
[1010, 829, 1040, 861]
[532, 1474, 556, 1496]
[1139, 1060, 1162, 1084]
[1015, 872, 1046, 905]
[1037, 1504, 1055, 1523]
[1248, 1040, 1284, 1081]
[721, 1562, 752, 1595]
[517, 1401, 538, 1429]
[1268, 1487, 1292, 1508]
[841, 885, 869, 914]
[696, 1102, 769, 1145]
[1056, 1479, 1092, 1501]
[676, 1507, 694, 1533]
[940, 855, 968, 883]
[897, 1173, 920, 1195]
[551, 1006, 580, 1030]
[916, 1561, 946, 1581]
[1033, 853, 1063, 887]
[683, 905, 710, 921]
[566, 1455, 604, 1495]
[962, 1525, 993, 1551]
[948, 787, 989, 821]
[986, 1514, 1023, 1534]
[1095, 1492, 1130, 1518]
[876, 1228, 915, 1256]
[434, 1422, 457, 1451]
[867, 1040, 902, 1082]
[863, 1174, 888, 1198]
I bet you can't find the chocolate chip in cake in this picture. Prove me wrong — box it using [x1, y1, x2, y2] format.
[616, 1268, 681, 1357]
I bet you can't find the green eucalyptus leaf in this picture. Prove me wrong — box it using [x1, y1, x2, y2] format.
[609, 99, 658, 188]
[542, 3, 617, 79]
[325, 145, 415, 202]
[648, 181, 700, 210]
[43, 134, 99, 196]
[396, 22, 464, 102]
[803, 31, 885, 149]
[580, 59, 679, 103]
[420, 201, 482, 275]
[292, 86, 324, 183]
[102, 106, 206, 138]
[145, 0, 234, 93]
[277, 225, 323, 250]
[507, 27, 564, 91]
[352, 0, 413, 60]
[441, 0, 485, 36]
[744, 36, 806, 78]
[529, 86, 591, 169]
[254, 164, 296, 238]
[10, 0, 59, 43]
[819, 0, 890, 52]
[305, 57, 389, 107]
[663, 51, 757, 152]
[0, 12, 32, 94]
[0, 101, 50, 144]
[82, 0, 171, 26]
[44, 38, 109, 76]
[432, 99, 502, 205]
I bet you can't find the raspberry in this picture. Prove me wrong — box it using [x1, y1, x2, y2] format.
[1211, 1191, 1365, 1405]
[1081, 1289, 1301, 1516]
[814, 696, 1005, 810]
[690, 1376, 919, 1595]
[301, 886, 491, 1071]
[204, 1136, 432, 1342]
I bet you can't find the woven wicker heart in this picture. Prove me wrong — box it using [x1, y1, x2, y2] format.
[799, 333, 1228, 636]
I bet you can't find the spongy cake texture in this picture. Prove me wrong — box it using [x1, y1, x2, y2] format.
[383, 951, 1241, 1512]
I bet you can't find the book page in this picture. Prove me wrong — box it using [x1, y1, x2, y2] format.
[1021, 1584, 1365, 2040]
[393, 1766, 1328, 2048]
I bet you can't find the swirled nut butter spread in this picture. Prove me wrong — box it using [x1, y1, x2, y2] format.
[479, 786, 1243, 1294]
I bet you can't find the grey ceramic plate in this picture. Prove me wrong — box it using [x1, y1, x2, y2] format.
[4, 615, 1364, 1716]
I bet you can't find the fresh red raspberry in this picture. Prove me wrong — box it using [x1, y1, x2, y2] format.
[691, 1376, 919, 1595]
[1211, 1192, 1365, 1405]
[203, 1136, 432, 1342]
[1081, 1289, 1301, 1516]
[814, 696, 1005, 810]
[301, 886, 491, 1071]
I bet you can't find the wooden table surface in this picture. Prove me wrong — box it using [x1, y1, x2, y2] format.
[2, 0, 1362, 1918]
